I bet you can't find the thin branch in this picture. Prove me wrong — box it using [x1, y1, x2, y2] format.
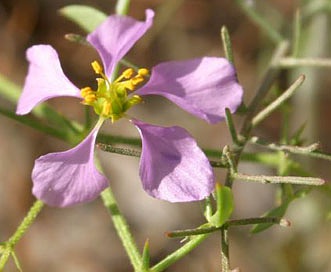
[234, 173, 325, 186]
[250, 137, 320, 154]
[252, 75, 305, 127]
[279, 57, 331, 68]
[166, 217, 286, 238]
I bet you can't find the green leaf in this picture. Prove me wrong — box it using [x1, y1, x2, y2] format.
[141, 239, 150, 271]
[209, 184, 234, 227]
[11, 251, 22, 272]
[59, 5, 107, 33]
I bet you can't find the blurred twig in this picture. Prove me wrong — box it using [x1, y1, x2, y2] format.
[234, 0, 284, 43]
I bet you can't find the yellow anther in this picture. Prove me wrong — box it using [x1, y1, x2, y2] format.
[130, 75, 144, 86]
[102, 101, 111, 116]
[138, 68, 149, 77]
[122, 68, 134, 79]
[81, 87, 97, 105]
[91, 60, 103, 75]
[81, 87, 93, 97]
[84, 94, 96, 103]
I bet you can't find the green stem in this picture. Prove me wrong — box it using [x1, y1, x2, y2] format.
[225, 108, 239, 145]
[219, 41, 288, 271]
[100, 188, 142, 271]
[221, 227, 230, 272]
[234, 0, 284, 43]
[0, 200, 44, 270]
[0, 107, 68, 141]
[98, 143, 141, 157]
[115, 0, 131, 15]
[242, 41, 289, 131]
[221, 26, 234, 64]
[151, 234, 209, 272]
[252, 74, 305, 127]
[250, 137, 319, 154]
[234, 173, 324, 186]
[97, 133, 141, 147]
[292, 9, 301, 57]
[279, 57, 331, 67]
[167, 217, 285, 237]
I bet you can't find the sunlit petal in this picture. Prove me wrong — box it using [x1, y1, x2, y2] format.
[136, 57, 243, 124]
[87, 9, 154, 77]
[16, 45, 81, 115]
[32, 122, 108, 207]
[133, 119, 214, 202]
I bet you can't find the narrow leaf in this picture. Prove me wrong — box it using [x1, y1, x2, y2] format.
[59, 5, 107, 33]
[209, 184, 234, 227]
[141, 239, 150, 271]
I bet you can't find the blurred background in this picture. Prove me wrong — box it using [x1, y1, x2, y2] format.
[0, 0, 330, 271]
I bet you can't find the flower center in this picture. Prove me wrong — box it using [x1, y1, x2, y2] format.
[80, 61, 149, 122]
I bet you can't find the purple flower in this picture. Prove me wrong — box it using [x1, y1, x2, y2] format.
[16, 9, 243, 207]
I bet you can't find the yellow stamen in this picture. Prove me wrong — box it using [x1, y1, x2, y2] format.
[130, 75, 144, 86]
[81, 87, 93, 97]
[138, 68, 149, 77]
[91, 61, 103, 75]
[84, 94, 96, 103]
[102, 101, 111, 116]
[122, 68, 134, 79]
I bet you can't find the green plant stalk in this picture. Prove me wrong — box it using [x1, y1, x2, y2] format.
[155, 211, 291, 270]
[97, 133, 142, 146]
[221, 26, 234, 64]
[98, 143, 141, 157]
[241, 41, 289, 136]
[151, 234, 210, 272]
[221, 228, 230, 272]
[225, 108, 239, 146]
[234, 0, 284, 43]
[222, 45, 293, 228]
[252, 74, 305, 127]
[305, 151, 331, 161]
[0, 107, 68, 141]
[292, 9, 301, 57]
[99, 141, 301, 171]
[101, 188, 142, 271]
[234, 173, 324, 185]
[0, 200, 44, 270]
[219, 40, 289, 270]
[116, 0, 131, 15]
[250, 137, 319, 154]
[279, 57, 331, 67]
[141, 239, 150, 271]
[302, 0, 331, 18]
[167, 217, 285, 237]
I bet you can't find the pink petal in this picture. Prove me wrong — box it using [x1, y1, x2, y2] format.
[87, 9, 154, 77]
[136, 57, 243, 124]
[133, 119, 214, 202]
[32, 122, 108, 207]
[16, 45, 81, 115]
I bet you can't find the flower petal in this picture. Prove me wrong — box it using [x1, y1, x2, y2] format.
[16, 45, 81, 115]
[133, 119, 214, 202]
[32, 122, 108, 207]
[136, 57, 243, 124]
[87, 9, 154, 77]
